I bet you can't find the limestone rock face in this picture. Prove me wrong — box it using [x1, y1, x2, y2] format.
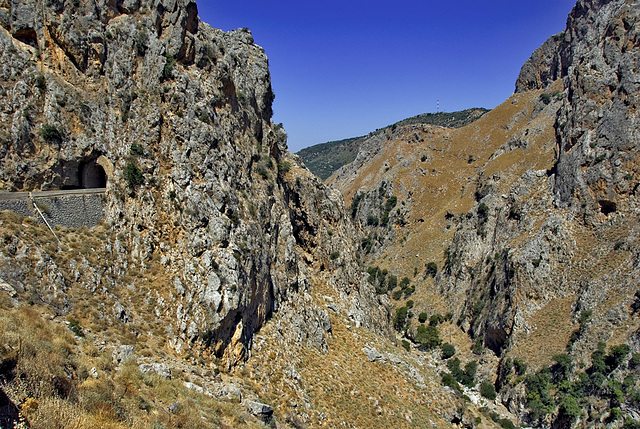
[514, 32, 564, 93]
[437, 0, 640, 356]
[329, 0, 640, 377]
[434, 0, 640, 368]
[517, 0, 640, 214]
[552, 0, 640, 212]
[0, 0, 390, 366]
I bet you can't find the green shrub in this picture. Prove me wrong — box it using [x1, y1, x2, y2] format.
[425, 262, 438, 277]
[384, 196, 398, 211]
[380, 211, 390, 226]
[401, 340, 411, 352]
[632, 291, 640, 313]
[606, 344, 630, 372]
[163, 54, 176, 79]
[558, 394, 580, 419]
[36, 75, 46, 91]
[416, 324, 441, 349]
[257, 167, 271, 180]
[578, 309, 592, 325]
[418, 312, 428, 323]
[429, 314, 443, 326]
[330, 251, 340, 260]
[367, 266, 379, 283]
[478, 202, 489, 218]
[40, 124, 62, 142]
[552, 354, 572, 382]
[130, 143, 144, 155]
[525, 369, 555, 420]
[400, 277, 411, 289]
[124, 162, 144, 189]
[514, 357, 527, 376]
[393, 307, 408, 331]
[197, 113, 211, 124]
[609, 407, 622, 422]
[403, 285, 415, 298]
[350, 192, 363, 218]
[361, 237, 373, 253]
[447, 358, 464, 379]
[472, 336, 484, 355]
[392, 289, 402, 300]
[387, 275, 397, 289]
[498, 419, 516, 429]
[480, 381, 497, 400]
[135, 29, 149, 55]
[624, 418, 640, 429]
[441, 343, 456, 360]
[441, 372, 461, 393]
[541, 93, 552, 104]
[463, 361, 478, 387]
[366, 215, 379, 226]
[278, 160, 292, 174]
[67, 318, 84, 337]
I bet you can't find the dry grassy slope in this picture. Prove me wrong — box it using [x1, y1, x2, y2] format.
[330, 76, 640, 379]
[242, 276, 507, 429]
[0, 209, 514, 429]
[330, 84, 560, 316]
[0, 211, 273, 429]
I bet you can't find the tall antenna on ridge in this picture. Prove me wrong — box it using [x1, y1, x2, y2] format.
[437, 99, 440, 113]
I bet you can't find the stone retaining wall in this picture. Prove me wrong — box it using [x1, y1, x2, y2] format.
[0, 193, 105, 228]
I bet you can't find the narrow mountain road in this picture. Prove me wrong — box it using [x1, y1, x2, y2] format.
[0, 188, 106, 200]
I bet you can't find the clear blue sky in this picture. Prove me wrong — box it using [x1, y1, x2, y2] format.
[197, 1, 577, 152]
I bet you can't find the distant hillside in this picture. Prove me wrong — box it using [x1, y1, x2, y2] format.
[297, 108, 489, 180]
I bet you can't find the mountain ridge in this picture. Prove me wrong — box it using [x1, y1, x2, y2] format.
[296, 107, 489, 180]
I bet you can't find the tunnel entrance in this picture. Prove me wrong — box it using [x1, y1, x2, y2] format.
[60, 158, 108, 190]
[80, 160, 107, 189]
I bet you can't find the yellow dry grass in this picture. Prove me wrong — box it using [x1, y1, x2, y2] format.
[509, 298, 575, 370]
[330, 88, 560, 314]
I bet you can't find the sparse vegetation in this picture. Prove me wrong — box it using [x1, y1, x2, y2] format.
[135, 28, 149, 55]
[130, 143, 144, 156]
[278, 160, 292, 174]
[480, 381, 497, 400]
[40, 124, 63, 142]
[124, 161, 144, 190]
[36, 75, 46, 91]
[441, 343, 456, 360]
[425, 262, 438, 277]
[163, 53, 177, 79]
[297, 108, 488, 179]
[415, 324, 441, 349]
[256, 156, 275, 180]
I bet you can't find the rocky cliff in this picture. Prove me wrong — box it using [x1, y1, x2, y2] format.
[330, 0, 640, 426]
[297, 108, 489, 181]
[0, 0, 391, 374]
[439, 0, 640, 360]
